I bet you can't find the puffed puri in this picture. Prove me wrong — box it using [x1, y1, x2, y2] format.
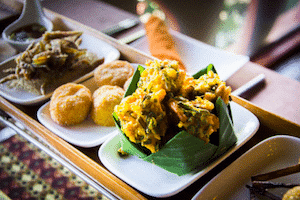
[94, 60, 134, 88]
[50, 83, 92, 126]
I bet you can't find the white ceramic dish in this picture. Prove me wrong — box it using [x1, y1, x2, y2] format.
[131, 29, 249, 81]
[0, 33, 120, 105]
[2, 0, 53, 52]
[99, 101, 259, 198]
[192, 135, 300, 200]
[37, 101, 116, 148]
[37, 64, 139, 148]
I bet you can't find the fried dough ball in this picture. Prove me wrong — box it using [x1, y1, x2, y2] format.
[50, 83, 92, 126]
[91, 85, 125, 126]
[283, 186, 300, 200]
[94, 60, 134, 87]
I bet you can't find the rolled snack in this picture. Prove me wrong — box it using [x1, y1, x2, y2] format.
[144, 15, 185, 70]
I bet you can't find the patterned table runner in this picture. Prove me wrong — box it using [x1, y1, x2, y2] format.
[0, 132, 110, 200]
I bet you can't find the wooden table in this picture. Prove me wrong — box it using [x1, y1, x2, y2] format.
[1, 0, 300, 199]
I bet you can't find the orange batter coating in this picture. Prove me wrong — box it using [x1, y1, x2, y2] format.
[50, 83, 92, 126]
[94, 60, 134, 88]
[91, 85, 125, 126]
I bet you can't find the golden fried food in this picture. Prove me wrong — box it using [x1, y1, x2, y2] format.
[115, 60, 185, 153]
[94, 60, 134, 88]
[91, 85, 125, 126]
[50, 83, 92, 126]
[115, 60, 231, 153]
[283, 186, 300, 200]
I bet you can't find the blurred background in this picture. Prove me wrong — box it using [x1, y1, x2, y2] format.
[1, 0, 300, 81]
[99, 0, 300, 81]
[100, 0, 298, 53]
[100, 0, 300, 81]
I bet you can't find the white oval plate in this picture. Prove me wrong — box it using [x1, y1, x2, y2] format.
[130, 29, 249, 81]
[0, 33, 120, 105]
[37, 64, 139, 148]
[192, 135, 300, 200]
[99, 101, 259, 198]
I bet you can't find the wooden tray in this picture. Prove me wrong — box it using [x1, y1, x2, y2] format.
[1, 6, 300, 200]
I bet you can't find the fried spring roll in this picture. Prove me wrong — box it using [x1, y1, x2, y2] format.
[144, 15, 186, 71]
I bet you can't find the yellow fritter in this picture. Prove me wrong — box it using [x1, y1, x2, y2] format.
[50, 83, 92, 126]
[91, 85, 125, 126]
[115, 59, 231, 153]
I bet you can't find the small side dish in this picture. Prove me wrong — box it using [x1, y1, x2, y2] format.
[247, 162, 300, 199]
[113, 59, 236, 175]
[191, 136, 300, 200]
[0, 31, 104, 95]
[37, 63, 140, 147]
[9, 23, 47, 42]
[48, 60, 134, 127]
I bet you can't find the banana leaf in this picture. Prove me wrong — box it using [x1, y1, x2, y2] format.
[113, 64, 237, 176]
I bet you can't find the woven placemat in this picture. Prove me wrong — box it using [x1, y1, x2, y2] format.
[0, 132, 110, 200]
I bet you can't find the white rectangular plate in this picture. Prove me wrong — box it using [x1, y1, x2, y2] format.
[98, 101, 259, 198]
[192, 135, 300, 200]
[37, 101, 116, 147]
[0, 33, 120, 105]
[37, 64, 139, 148]
[130, 29, 249, 81]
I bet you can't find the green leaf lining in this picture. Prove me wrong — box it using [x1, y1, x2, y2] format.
[113, 64, 237, 176]
[124, 65, 144, 97]
[192, 64, 217, 79]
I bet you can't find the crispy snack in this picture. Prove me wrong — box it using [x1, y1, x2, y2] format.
[139, 60, 186, 94]
[50, 83, 92, 126]
[167, 69, 230, 142]
[115, 60, 231, 153]
[115, 61, 236, 175]
[115, 60, 185, 153]
[91, 85, 125, 126]
[180, 70, 232, 104]
[168, 96, 219, 143]
[144, 15, 186, 70]
[94, 60, 134, 88]
[0, 31, 104, 95]
[115, 87, 168, 153]
[283, 186, 300, 200]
